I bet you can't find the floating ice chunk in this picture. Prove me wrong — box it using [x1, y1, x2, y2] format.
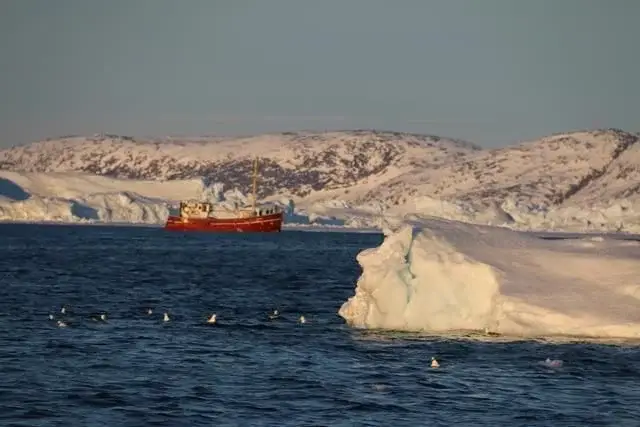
[339, 217, 640, 339]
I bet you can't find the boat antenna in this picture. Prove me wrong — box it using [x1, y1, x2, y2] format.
[252, 156, 259, 213]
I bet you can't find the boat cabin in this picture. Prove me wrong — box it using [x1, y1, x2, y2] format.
[255, 204, 281, 217]
[178, 200, 282, 220]
[179, 201, 213, 219]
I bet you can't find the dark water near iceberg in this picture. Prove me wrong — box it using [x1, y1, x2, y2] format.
[0, 224, 639, 426]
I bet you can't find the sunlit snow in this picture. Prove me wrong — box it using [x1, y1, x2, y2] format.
[339, 217, 640, 339]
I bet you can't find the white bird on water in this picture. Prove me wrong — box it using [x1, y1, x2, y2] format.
[298, 315, 306, 324]
[543, 358, 563, 368]
[57, 320, 68, 328]
[268, 309, 279, 320]
[207, 314, 217, 324]
[61, 306, 66, 314]
[91, 313, 107, 322]
[147, 308, 153, 315]
[431, 357, 440, 368]
[49, 314, 54, 320]
[163, 312, 170, 322]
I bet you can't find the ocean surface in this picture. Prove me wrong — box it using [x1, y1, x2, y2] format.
[1, 224, 639, 426]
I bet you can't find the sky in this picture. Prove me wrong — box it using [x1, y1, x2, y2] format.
[1, 0, 638, 148]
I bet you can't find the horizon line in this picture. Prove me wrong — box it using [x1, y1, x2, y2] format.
[4, 126, 637, 150]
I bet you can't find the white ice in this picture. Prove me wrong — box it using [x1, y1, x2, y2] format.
[1, 129, 640, 233]
[339, 217, 640, 339]
[0, 170, 340, 228]
[2, 168, 640, 235]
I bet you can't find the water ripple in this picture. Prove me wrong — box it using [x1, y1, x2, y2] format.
[0, 224, 639, 426]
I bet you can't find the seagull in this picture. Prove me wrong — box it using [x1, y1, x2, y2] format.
[431, 357, 440, 368]
[207, 314, 217, 324]
[543, 358, 563, 368]
[91, 313, 106, 322]
[268, 309, 279, 320]
[163, 312, 170, 322]
[298, 315, 306, 324]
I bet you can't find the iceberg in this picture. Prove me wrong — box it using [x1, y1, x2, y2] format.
[0, 170, 366, 229]
[2, 169, 640, 234]
[339, 217, 640, 339]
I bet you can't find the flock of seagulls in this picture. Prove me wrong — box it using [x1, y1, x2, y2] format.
[47, 307, 567, 371]
[49, 306, 308, 328]
[267, 309, 306, 324]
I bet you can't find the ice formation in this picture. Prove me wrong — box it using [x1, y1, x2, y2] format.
[0, 170, 333, 228]
[1, 128, 639, 232]
[1, 168, 640, 234]
[339, 217, 640, 339]
[383, 196, 640, 234]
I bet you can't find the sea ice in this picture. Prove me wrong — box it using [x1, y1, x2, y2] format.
[339, 217, 640, 339]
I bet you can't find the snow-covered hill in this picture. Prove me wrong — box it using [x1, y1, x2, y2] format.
[0, 128, 639, 232]
[361, 129, 640, 208]
[0, 130, 479, 199]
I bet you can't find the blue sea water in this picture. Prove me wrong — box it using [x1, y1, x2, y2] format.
[1, 224, 639, 426]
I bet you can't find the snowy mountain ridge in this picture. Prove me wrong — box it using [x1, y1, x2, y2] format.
[368, 128, 640, 210]
[1, 128, 639, 232]
[0, 130, 479, 200]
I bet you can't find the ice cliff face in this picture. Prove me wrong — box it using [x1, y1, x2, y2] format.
[339, 217, 640, 339]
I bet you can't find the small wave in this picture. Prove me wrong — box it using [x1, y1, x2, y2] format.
[66, 390, 129, 408]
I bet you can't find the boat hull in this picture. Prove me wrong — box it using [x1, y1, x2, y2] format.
[163, 212, 283, 233]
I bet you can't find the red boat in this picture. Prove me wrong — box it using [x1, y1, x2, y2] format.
[164, 157, 284, 233]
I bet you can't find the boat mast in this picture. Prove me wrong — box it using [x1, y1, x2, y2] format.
[251, 156, 259, 213]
